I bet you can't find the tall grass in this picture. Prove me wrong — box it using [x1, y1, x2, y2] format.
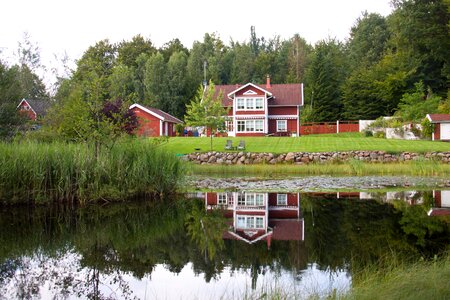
[188, 161, 450, 177]
[343, 253, 450, 300]
[0, 140, 185, 204]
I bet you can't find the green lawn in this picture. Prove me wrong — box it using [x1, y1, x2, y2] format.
[158, 133, 450, 154]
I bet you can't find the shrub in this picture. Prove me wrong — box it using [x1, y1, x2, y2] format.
[364, 130, 373, 137]
[420, 118, 434, 139]
[373, 131, 386, 138]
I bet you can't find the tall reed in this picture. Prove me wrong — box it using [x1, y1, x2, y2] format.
[0, 140, 185, 204]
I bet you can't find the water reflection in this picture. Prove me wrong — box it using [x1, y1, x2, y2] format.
[0, 189, 448, 299]
[206, 192, 304, 248]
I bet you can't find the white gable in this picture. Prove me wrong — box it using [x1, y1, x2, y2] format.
[243, 90, 258, 95]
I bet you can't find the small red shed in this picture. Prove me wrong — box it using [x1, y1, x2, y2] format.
[130, 103, 182, 137]
[426, 114, 450, 141]
[17, 99, 51, 121]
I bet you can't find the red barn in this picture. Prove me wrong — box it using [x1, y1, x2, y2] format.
[130, 103, 182, 137]
[426, 114, 450, 141]
[214, 76, 303, 137]
[17, 99, 51, 121]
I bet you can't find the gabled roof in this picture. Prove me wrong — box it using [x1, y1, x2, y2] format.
[426, 114, 450, 123]
[17, 99, 52, 116]
[130, 103, 183, 124]
[227, 83, 272, 98]
[214, 83, 303, 106]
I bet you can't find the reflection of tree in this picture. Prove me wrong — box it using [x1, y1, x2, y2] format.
[185, 201, 227, 260]
[302, 194, 415, 271]
[394, 195, 449, 253]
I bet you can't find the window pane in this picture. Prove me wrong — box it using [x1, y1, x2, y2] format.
[255, 194, 264, 206]
[247, 217, 255, 228]
[237, 98, 245, 109]
[256, 217, 264, 228]
[237, 216, 245, 228]
[245, 120, 255, 131]
[237, 121, 245, 132]
[218, 193, 227, 205]
[237, 193, 245, 205]
[255, 98, 263, 109]
[255, 120, 263, 132]
[246, 98, 254, 109]
[277, 194, 287, 205]
[277, 120, 287, 132]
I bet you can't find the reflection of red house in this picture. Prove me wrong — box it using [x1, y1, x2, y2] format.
[214, 77, 303, 137]
[17, 99, 51, 121]
[428, 190, 450, 216]
[130, 104, 182, 137]
[426, 114, 450, 141]
[205, 192, 304, 247]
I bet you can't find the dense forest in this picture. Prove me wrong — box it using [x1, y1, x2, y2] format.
[0, 0, 449, 140]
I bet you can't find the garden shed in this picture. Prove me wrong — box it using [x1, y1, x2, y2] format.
[426, 114, 450, 141]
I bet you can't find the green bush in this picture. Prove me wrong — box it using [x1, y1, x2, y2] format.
[373, 131, 386, 138]
[364, 130, 373, 137]
[420, 118, 434, 139]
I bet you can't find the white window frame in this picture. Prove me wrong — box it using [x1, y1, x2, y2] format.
[236, 97, 264, 111]
[236, 216, 265, 229]
[236, 120, 264, 133]
[245, 120, 255, 132]
[255, 98, 264, 109]
[237, 193, 265, 206]
[237, 120, 245, 132]
[277, 194, 287, 206]
[277, 120, 287, 132]
[237, 98, 245, 110]
[255, 120, 263, 132]
[218, 193, 227, 205]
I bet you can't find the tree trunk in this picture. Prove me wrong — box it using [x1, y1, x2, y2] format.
[210, 126, 213, 151]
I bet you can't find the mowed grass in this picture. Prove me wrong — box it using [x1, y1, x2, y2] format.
[159, 133, 450, 154]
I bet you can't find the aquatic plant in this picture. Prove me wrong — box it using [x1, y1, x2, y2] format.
[0, 139, 185, 203]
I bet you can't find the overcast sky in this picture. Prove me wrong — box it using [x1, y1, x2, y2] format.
[0, 0, 393, 81]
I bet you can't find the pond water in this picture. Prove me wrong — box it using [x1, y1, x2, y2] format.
[0, 188, 449, 299]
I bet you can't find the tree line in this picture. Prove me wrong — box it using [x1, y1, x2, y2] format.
[0, 0, 449, 141]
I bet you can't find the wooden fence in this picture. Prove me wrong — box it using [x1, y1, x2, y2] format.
[300, 121, 359, 136]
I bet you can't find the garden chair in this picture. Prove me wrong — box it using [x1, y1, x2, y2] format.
[237, 140, 246, 151]
[224, 140, 234, 150]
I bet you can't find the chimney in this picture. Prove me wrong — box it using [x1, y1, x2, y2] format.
[266, 75, 271, 89]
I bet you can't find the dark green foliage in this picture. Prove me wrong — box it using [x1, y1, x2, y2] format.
[389, 0, 449, 96]
[305, 39, 346, 121]
[395, 81, 441, 121]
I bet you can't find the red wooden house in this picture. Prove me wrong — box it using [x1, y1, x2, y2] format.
[214, 77, 303, 137]
[17, 99, 51, 121]
[426, 114, 450, 141]
[205, 192, 304, 248]
[130, 103, 182, 137]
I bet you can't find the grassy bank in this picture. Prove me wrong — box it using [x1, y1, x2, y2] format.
[159, 133, 450, 154]
[189, 159, 450, 176]
[0, 140, 185, 204]
[343, 255, 450, 300]
[238, 255, 450, 300]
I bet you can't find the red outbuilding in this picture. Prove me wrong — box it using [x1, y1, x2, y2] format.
[214, 76, 303, 137]
[17, 99, 51, 121]
[130, 103, 182, 137]
[426, 114, 450, 141]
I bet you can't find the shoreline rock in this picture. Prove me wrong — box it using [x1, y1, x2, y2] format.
[184, 151, 450, 165]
